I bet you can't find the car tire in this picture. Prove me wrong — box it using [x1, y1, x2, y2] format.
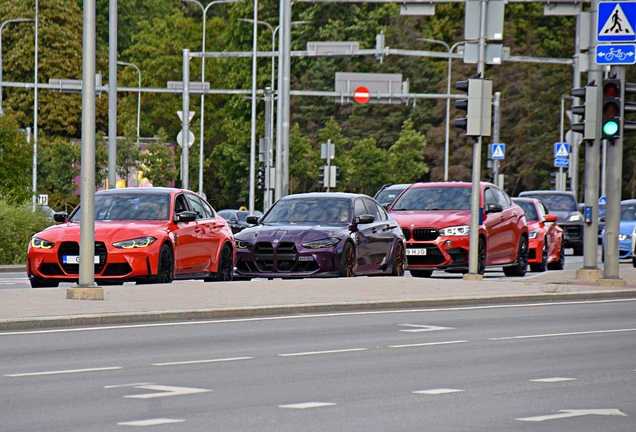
[152, 244, 174, 284]
[391, 242, 406, 276]
[633, 256, 636, 268]
[547, 242, 565, 270]
[503, 236, 528, 277]
[210, 243, 234, 282]
[573, 245, 584, 256]
[530, 238, 548, 272]
[410, 270, 433, 278]
[340, 241, 356, 277]
[30, 278, 59, 288]
[477, 237, 486, 275]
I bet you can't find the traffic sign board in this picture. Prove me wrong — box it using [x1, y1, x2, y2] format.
[353, 86, 371, 104]
[554, 158, 569, 168]
[177, 130, 195, 147]
[599, 195, 607, 204]
[491, 143, 505, 160]
[554, 142, 570, 158]
[596, 43, 636, 64]
[598, 2, 636, 42]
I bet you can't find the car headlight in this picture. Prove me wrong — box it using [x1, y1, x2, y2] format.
[302, 237, 341, 248]
[31, 237, 55, 249]
[618, 233, 632, 241]
[528, 230, 538, 239]
[235, 240, 252, 249]
[439, 225, 470, 236]
[568, 214, 582, 222]
[112, 236, 156, 249]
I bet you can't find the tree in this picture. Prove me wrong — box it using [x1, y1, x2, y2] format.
[37, 135, 80, 211]
[0, 114, 32, 203]
[342, 137, 390, 195]
[115, 136, 141, 187]
[388, 118, 429, 183]
[139, 140, 178, 187]
[289, 123, 320, 193]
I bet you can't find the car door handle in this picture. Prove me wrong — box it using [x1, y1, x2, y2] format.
[372, 228, 378, 234]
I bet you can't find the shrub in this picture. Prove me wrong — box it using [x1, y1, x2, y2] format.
[0, 200, 53, 265]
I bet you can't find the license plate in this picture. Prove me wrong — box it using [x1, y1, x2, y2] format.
[63, 255, 100, 264]
[406, 248, 427, 256]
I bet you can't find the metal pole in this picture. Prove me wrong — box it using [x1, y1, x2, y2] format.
[0, 19, 33, 116]
[263, 87, 272, 209]
[79, 0, 97, 288]
[182, 49, 190, 190]
[108, 0, 117, 189]
[492, 92, 501, 183]
[276, 0, 291, 198]
[559, 96, 565, 191]
[33, 0, 39, 211]
[570, 12, 582, 198]
[248, 0, 258, 214]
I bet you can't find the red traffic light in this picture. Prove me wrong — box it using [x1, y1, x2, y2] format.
[603, 81, 619, 98]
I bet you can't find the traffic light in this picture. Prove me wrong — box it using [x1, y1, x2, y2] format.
[318, 165, 326, 187]
[601, 78, 621, 140]
[454, 75, 492, 137]
[256, 165, 266, 189]
[623, 81, 636, 136]
[570, 83, 597, 141]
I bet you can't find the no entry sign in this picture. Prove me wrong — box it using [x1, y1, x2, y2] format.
[353, 86, 371, 104]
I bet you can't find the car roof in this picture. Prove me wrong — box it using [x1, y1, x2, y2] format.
[512, 197, 537, 203]
[280, 192, 371, 200]
[96, 187, 182, 196]
[519, 190, 576, 197]
[407, 181, 496, 189]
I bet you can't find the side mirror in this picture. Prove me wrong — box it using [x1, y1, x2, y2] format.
[175, 211, 197, 223]
[356, 214, 375, 224]
[53, 212, 68, 223]
[544, 214, 558, 223]
[246, 215, 260, 225]
[599, 216, 606, 223]
[229, 217, 238, 224]
[486, 203, 503, 214]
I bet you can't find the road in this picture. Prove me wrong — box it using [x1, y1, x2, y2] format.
[1, 299, 634, 431]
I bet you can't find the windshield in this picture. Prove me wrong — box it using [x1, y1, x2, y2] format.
[392, 186, 471, 211]
[261, 198, 351, 225]
[375, 188, 406, 205]
[523, 194, 578, 213]
[71, 193, 171, 221]
[620, 204, 636, 221]
[515, 201, 538, 221]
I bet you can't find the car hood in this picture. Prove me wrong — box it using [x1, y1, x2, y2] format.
[618, 220, 636, 235]
[235, 224, 347, 244]
[35, 220, 169, 243]
[546, 210, 583, 224]
[389, 210, 470, 228]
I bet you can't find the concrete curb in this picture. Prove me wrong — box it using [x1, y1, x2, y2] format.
[0, 265, 25, 274]
[2, 289, 635, 331]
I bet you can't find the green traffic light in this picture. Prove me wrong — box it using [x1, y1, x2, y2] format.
[603, 120, 619, 136]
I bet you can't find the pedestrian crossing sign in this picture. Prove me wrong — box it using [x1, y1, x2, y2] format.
[491, 143, 505, 160]
[598, 2, 636, 42]
[554, 142, 570, 158]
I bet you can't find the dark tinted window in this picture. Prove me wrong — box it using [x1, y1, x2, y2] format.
[262, 198, 351, 224]
[392, 186, 471, 210]
[515, 201, 539, 221]
[522, 194, 578, 212]
[620, 204, 636, 221]
[74, 193, 170, 221]
[375, 188, 406, 205]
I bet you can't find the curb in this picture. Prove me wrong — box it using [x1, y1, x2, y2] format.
[2, 290, 635, 331]
[0, 265, 25, 274]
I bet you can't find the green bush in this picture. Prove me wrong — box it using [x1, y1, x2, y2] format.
[0, 200, 54, 265]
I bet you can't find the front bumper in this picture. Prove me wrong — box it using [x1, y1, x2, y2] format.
[402, 228, 469, 272]
[527, 238, 543, 265]
[559, 222, 583, 248]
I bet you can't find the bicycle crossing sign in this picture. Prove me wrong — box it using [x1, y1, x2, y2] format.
[491, 143, 505, 160]
[554, 158, 569, 168]
[598, 2, 636, 42]
[554, 142, 570, 158]
[596, 43, 636, 64]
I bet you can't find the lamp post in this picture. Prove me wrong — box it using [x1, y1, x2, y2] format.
[0, 18, 34, 116]
[417, 39, 465, 182]
[117, 61, 141, 186]
[182, 0, 240, 197]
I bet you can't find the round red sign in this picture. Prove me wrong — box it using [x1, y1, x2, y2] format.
[353, 86, 371, 104]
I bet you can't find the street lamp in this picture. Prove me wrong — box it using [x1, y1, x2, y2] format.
[117, 61, 141, 186]
[182, 0, 241, 197]
[417, 39, 465, 182]
[0, 18, 34, 116]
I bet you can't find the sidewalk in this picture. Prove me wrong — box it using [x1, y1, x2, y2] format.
[1, 264, 635, 331]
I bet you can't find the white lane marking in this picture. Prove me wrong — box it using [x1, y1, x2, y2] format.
[124, 385, 211, 399]
[279, 402, 336, 409]
[4, 366, 121, 377]
[413, 389, 465, 395]
[399, 324, 454, 332]
[104, 383, 155, 389]
[117, 418, 185, 426]
[2, 298, 635, 336]
[390, 340, 468, 349]
[152, 356, 253, 366]
[489, 328, 636, 341]
[531, 377, 577, 383]
[516, 409, 627, 422]
[278, 348, 367, 357]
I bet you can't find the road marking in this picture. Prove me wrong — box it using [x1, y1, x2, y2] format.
[531, 377, 577, 383]
[104, 383, 155, 389]
[152, 356, 253, 366]
[279, 348, 367, 357]
[279, 402, 337, 409]
[390, 340, 468, 349]
[4, 366, 121, 377]
[516, 409, 627, 422]
[413, 389, 464, 395]
[399, 324, 454, 332]
[489, 328, 636, 341]
[124, 385, 211, 399]
[117, 418, 185, 426]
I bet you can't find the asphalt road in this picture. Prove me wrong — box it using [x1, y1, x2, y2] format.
[2, 299, 634, 431]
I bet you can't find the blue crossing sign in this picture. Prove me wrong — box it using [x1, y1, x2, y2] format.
[491, 143, 505, 160]
[598, 2, 636, 42]
[554, 142, 570, 159]
[554, 158, 569, 168]
[596, 43, 636, 64]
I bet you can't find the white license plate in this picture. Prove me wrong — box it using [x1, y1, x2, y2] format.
[406, 248, 427, 256]
[63, 255, 100, 264]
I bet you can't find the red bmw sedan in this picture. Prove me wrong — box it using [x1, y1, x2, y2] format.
[27, 187, 235, 287]
[388, 182, 529, 277]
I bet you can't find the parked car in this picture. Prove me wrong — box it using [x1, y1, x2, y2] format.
[374, 184, 411, 207]
[27, 187, 236, 288]
[233, 192, 406, 279]
[601, 199, 636, 262]
[218, 209, 263, 234]
[388, 182, 529, 277]
[512, 197, 565, 272]
[518, 190, 584, 255]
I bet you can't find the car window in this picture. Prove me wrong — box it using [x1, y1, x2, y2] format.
[362, 198, 382, 220]
[484, 188, 497, 206]
[523, 194, 578, 212]
[175, 194, 188, 214]
[261, 198, 351, 224]
[515, 201, 538, 220]
[185, 194, 209, 220]
[392, 186, 471, 210]
[354, 198, 368, 217]
[492, 188, 510, 208]
[375, 188, 406, 205]
[620, 204, 636, 221]
[75, 193, 170, 221]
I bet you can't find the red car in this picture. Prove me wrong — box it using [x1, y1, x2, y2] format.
[27, 187, 236, 287]
[512, 197, 565, 272]
[388, 182, 528, 277]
